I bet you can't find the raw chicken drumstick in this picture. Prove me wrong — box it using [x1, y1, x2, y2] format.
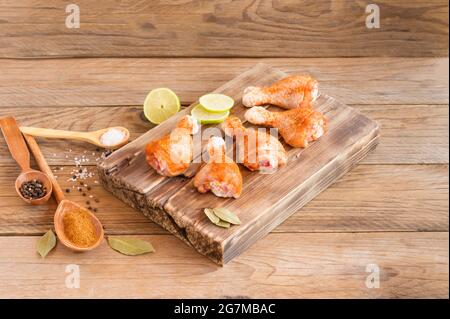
[193, 137, 243, 198]
[245, 105, 327, 148]
[145, 115, 199, 177]
[221, 116, 288, 174]
[242, 75, 319, 109]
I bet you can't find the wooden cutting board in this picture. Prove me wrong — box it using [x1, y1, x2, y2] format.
[97, 63, 380, 265]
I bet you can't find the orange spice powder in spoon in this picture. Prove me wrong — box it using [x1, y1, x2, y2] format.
[63, 209, 98, 247]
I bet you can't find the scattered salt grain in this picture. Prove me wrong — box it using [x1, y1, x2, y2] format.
[62, 148, 102, 211]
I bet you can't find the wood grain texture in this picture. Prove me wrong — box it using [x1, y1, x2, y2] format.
[0, 232, 447, 298]
[0, 58, 447, 107]
[0, 0, 448, 58]
[0, 46, 447, 297]
[357, 104, 449, 164]
[0, 104, 447, 166]
[98, 64, 380, 264]
[0, 164, 447, 235]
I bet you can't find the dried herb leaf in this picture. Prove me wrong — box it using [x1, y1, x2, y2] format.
[108, 237, 155, 256]
[36, 230, 56, 258]
[215, 220, 231, 228]
[213, 208, 241, 225]
[204, 208, 220, 224]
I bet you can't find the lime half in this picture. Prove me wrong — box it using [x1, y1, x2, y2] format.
[143, 88, 181, 124]
[199, 93, 234, 113]
[191, 104, 230, 124]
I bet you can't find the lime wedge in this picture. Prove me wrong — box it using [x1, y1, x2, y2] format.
[199, 93, 234, 113]
[191, 104, 230, 124]
[143, 88, 181, 124]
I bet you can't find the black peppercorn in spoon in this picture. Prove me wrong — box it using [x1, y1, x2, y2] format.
[0, 117, 53, 205]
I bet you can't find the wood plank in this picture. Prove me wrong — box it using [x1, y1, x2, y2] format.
[0, 58, 448, 107]
[0, 0, 447, 58]
[358, 104, 449, 164]
[0, 104, 447, 166]
[0, 165, 447, 236]
[98, 64, 381, 264]
[0, 232, 447, 298]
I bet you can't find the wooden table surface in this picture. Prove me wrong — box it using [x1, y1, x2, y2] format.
[0, 0, 448, 299]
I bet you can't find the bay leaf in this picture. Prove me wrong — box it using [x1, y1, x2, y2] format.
[36, 230, 56, 258]
[204, 208, 220, 224]
[108, 237, 155, 256]
[215, 220, 231, 228]
[213, 208, 241, 225]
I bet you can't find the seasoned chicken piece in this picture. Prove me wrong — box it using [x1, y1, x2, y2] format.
[221, 116, 288, 174]
[193, 137, 243, 198]
[245, 105, 327, 148]
[145, 115, 199, 177]
[243, 75, 319, 109]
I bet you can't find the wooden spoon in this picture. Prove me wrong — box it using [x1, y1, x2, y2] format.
[0, 117, 53, 205]
[24, 134, 104, 252]
[20, 126, 130, 149]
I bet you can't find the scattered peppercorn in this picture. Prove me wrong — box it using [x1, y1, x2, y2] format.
[93, 208, 98, 213]
[94, 198, 99, 203]
[82, 193, 86, 197]
[87, 186, 91, 191]
[86, 201, 90, 205]
[65, 188, 70, 193]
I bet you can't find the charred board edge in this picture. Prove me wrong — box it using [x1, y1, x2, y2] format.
[98, 123, 380, 265]
[98, 116, 380, 266]
[98, 166, 226, 263]
[98, 170, 192, 245]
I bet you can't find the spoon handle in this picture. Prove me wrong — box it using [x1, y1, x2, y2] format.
[0, 117, 31, 172]
[20, 126, 91, 141]
[23, 134, 66, 204]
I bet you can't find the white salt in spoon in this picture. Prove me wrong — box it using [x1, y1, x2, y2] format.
[20, 126, 130, 149]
